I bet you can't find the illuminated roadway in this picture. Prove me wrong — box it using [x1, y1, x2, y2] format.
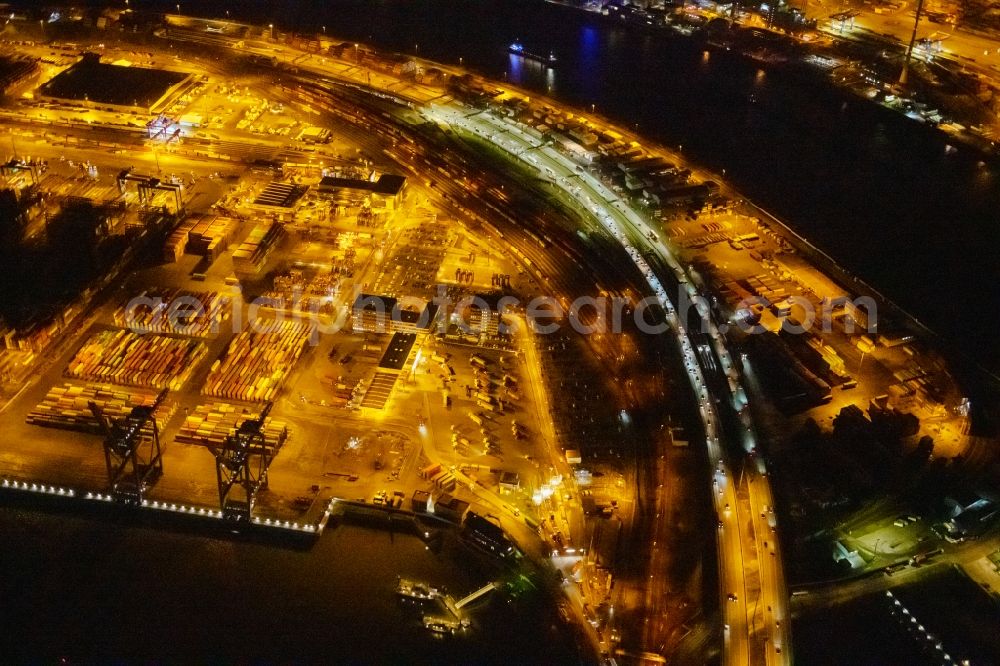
[420, 103, 791, 665]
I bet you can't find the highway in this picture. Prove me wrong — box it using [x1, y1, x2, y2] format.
[418, 102, 791, 665]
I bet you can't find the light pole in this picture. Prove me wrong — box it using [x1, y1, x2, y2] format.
[269, 23, 274, 40]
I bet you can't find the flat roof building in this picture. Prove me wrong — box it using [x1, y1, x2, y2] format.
[433, 493, 470, 523]
[351, 293, 439, 334]
[378, 332, 417, 371]
[317, 173, 407, 210]
[250, 181, 308, 214]
[38, 53, 193, 113]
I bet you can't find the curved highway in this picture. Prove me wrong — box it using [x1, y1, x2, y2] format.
[420, 103, 791, 665]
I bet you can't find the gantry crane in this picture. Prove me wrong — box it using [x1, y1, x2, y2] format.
[88, 389, 167, 506]
[213, 402, 286, 521]
[116, 167, 184, 212]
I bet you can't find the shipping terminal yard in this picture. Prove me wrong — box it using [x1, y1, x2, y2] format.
[0, 3, 999, 664]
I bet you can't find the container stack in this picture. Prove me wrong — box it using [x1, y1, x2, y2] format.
[187, 216, 237, 263]
[175, 401, 289, 453]
[163, 216, 238, 263]
[113, 289, 231, 337]
[66, 329, 208, 390]
[26, 382, 178, 433]
[202, 319, 313, 402]
[232, 222, 282, 274]
[164, 219, 197, 263]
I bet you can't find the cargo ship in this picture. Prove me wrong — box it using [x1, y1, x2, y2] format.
[397, 577, 442, 600]
[508, 41, 557, 66]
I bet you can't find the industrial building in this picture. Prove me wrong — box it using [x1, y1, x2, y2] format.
[317, 173, 407, 211]
[351, 294, 439, 334]
[37, 53, 195, 113]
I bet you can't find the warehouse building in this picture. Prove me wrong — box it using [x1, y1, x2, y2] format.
[351, 294, 439, 334]
[317, 173, 407, 211]
[37, 53, 195, 114]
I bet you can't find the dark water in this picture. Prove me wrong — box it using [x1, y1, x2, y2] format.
[0, 495, 579, 662]
[137, 0, 999, 382]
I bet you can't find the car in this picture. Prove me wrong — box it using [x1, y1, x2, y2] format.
[727, 593, 738, 602]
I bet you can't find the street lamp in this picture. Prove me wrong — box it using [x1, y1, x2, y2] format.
[269, 23, 274, 40]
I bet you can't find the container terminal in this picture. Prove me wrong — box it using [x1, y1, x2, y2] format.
[0, 6, 996, 664]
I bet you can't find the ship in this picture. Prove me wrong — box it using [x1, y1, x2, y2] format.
[397, 577, 442, 600]
[508, 41, 557, 66]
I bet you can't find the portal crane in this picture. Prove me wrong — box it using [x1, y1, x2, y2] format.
[213, 402, 285, 521]
[88, 389, 167, 506]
